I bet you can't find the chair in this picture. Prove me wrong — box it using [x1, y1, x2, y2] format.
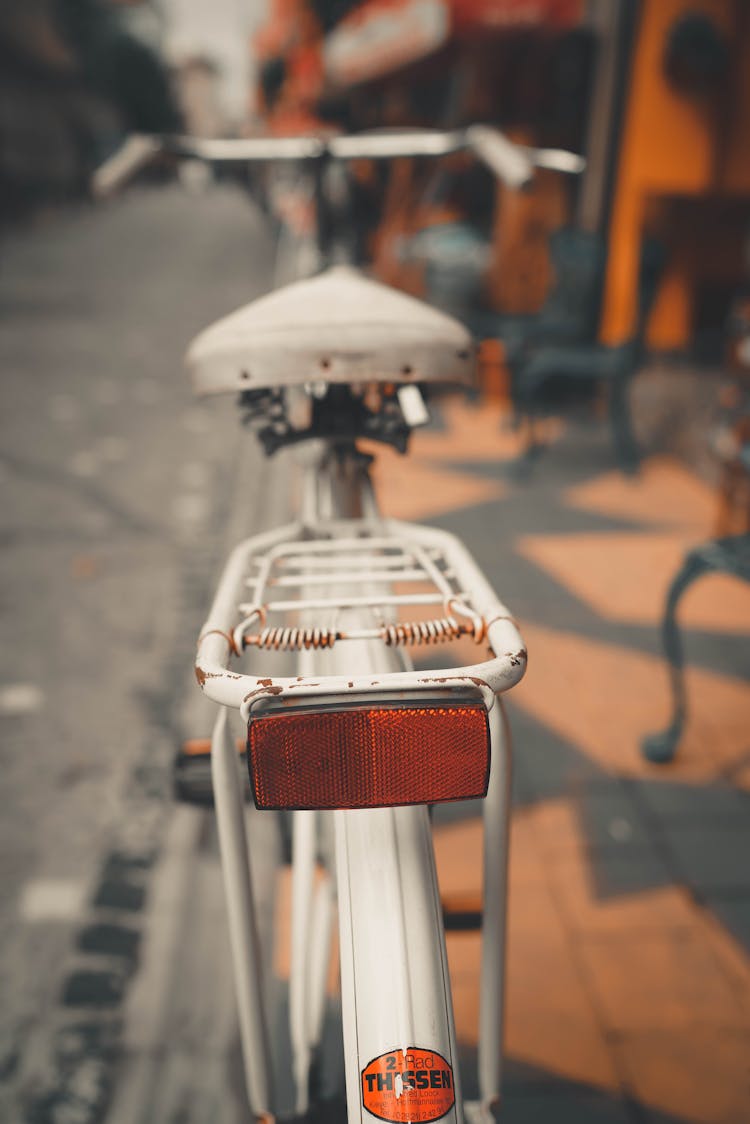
[499, 232, 663, 474]
[642, 384, 750, 763]
[641, 533, 750, 763]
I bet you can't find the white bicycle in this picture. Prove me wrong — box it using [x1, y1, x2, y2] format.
[97, 128, 582, 1124]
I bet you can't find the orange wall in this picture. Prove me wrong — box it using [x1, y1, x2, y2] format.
[600, 0, 746, 348]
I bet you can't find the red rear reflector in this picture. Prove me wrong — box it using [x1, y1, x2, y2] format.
[248, 702, 489, 810]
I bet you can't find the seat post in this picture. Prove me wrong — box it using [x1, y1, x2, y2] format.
[302, 442, 377, 524]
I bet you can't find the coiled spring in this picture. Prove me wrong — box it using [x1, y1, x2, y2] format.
[242, 617, 469, 651]
[382, 617, 463, 646]
[255, 626, 338, 650]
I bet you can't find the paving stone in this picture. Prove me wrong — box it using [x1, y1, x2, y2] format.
[707, 898, 750, 954]
[458, 1050, 615, 1100]
[579, 929, 749, 1032]
[504, 1009, 622, 1094]
[584, 845, 678, 901]
[448, 922, 622, 1092]
[77, 923, 141, 964]
[61, 969, 127, 1009]
[495, 1054, 596, 1094]
[25, 1055, 114, 1124]
[91, 880, 146, 913]
[497, 1091, 635, 1123]
[632, 779, 750, 823]
[573, 787, 652, 849]
[547, 844, 691, 935]
[526, 786, 652, 853]
[661, 822, 750, 894]
[53, 1019, 121, 1063]
[612, 1027, 750, 1124]
[506, 703, 604, 802]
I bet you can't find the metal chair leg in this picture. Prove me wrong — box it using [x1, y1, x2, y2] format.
[609, 372, 639, 475]
[507, 370, 553, 477]
[641, 550, 713, 764]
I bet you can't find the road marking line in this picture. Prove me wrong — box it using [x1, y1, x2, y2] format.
[19, 878, 88, 921]
[0, 682, 44, 715]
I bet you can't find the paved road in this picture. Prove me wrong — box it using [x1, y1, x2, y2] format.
[0, 183, 289, 1122]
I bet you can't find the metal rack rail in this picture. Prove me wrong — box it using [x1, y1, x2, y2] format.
[196, 517, 526, 716]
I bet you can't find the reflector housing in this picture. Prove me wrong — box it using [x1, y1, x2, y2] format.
[247, 700, 490, 810]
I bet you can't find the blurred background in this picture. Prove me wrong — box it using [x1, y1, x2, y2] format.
[1, 1, 749, 1123]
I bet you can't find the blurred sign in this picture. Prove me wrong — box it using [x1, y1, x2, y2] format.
[324, 0, 449, 86]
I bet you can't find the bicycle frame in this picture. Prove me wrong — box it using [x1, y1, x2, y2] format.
[205, 444, 515, 1124]
[92, 120, 577, 1124]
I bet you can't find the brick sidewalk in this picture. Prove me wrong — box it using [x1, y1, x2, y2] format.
[372, 394, 750, 1124]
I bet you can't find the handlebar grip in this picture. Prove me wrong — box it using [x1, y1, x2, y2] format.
[529, 146, 586, 175]
[465, 126, 534, 191]
[91, 134, 163, 199]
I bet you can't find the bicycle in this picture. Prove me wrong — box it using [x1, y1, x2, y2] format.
[95, 128, 582, 1124]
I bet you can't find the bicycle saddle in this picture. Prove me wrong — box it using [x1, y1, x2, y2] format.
[186, 265, 475, 395]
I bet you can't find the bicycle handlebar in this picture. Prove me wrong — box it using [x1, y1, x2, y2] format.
[92, 127, 585, 200]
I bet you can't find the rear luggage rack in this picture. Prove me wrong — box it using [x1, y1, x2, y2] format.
[238, 531, 486, 651]
[196, 518, 526, 715]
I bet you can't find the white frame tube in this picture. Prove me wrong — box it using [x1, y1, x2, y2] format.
[290, 809, 316, 1114]
[210, 706, 273, 1114]
[479, 698, 513, 1119]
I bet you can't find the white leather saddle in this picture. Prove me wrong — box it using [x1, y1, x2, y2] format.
[186, 266, 475, 395]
